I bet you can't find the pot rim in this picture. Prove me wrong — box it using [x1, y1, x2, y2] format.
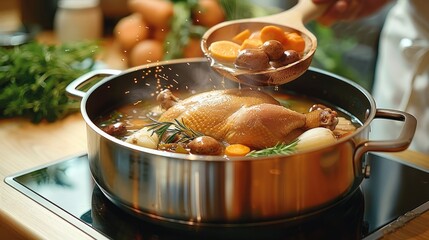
[80, 58, 377, 162]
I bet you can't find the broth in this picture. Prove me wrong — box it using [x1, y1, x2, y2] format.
[96, 90, 359, 156]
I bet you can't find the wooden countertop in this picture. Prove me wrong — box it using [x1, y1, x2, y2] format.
[0, 114, 100, 239]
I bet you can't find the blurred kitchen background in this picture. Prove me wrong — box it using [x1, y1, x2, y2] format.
[1, 0, 395, 91]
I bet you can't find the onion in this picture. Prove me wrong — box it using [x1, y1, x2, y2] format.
[296, 127, 336, 151]
[125, 127, 159, 149]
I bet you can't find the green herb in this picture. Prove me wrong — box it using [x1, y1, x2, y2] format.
[146, 118, 203, 144]
[0, 41, 100, 123]
[218, 0, 258, 20]
[164, 1, 197, 60]
[307, 22, 369, 89]
[97, 111, 124, 127]
[246, 139, 299, 157]
[277, 98, 292, 108]
[164, 0, 207, 60]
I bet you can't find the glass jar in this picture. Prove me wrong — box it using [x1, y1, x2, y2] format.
[54, 0, 103, 43]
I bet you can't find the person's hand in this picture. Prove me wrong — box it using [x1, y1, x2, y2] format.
[312, 0, 391, 25]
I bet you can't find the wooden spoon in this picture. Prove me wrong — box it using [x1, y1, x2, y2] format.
[201, 0, 329, 86]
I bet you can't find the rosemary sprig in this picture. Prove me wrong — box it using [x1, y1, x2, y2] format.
[146, 118, 203, 144]
[246, 139, 299, 157]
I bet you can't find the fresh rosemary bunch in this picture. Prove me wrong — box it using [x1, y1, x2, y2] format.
[146, 118, 203, 144]
[0, 41, 100, 123]
[247, 139, 299, 157]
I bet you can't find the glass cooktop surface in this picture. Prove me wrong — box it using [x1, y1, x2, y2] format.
[5, 153, 429, 240]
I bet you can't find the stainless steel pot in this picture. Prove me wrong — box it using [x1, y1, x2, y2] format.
[67, 58, 416, 225]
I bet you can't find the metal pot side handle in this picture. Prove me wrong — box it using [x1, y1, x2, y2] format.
[66, 69, 122, 100]
[354, 108, 417, 176]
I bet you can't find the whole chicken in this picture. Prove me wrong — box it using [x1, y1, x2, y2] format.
[157, 89, 338, 149]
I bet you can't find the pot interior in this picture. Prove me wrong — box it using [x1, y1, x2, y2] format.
[84, 59, 374, 129]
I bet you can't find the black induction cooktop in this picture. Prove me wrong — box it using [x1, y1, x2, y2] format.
[5, 153, 429, 240]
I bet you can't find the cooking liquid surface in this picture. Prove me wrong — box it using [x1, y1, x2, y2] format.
[96, 91, 360, 151]
[5, 153, 429, 239]
[97, 92, 324, 135]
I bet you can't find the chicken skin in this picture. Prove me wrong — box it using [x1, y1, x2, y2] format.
[157, 89, 338, 149]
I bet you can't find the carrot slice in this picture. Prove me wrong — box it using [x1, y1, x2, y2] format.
[232, 29, 251, 44]
[249, 31, 261, 40]
[225, 144, 251, 156]
[260, 25, 287, 44]
[208, 40, 241, 63]
[283, 32, 305, 52]
[239, 38, 263, 50]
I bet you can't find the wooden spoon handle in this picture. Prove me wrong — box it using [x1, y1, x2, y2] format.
[259, 0, 330, 29]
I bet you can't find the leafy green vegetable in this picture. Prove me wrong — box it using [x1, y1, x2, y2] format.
[164, 1, 197, 60]
[0, 41, 100, 123]
[246, 139, 299, 157]
[307, 22, 368, 89]
[218, 0, 257, 20]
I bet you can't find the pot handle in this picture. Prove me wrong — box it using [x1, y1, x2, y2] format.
[354, 109, 417, 176]
[66, 69, 122, 100]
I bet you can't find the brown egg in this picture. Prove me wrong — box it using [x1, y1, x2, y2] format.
[152, 27, 170, 42]
[183, 38, 204, 58]
[193, 0, 225, 27]
[128, 0, 174, 29]
[114, 13, 149, 50]
[129, 40, 164, 67]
